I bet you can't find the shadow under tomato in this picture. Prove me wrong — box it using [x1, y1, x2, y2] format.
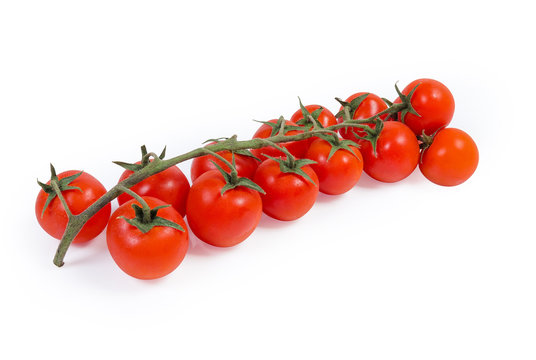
[255, 213, 296, 229]
[315, 191, 346, 204]
[354, 172, 384, 189]
[186, 226, 238, 257]
[63, 231, 109, 266]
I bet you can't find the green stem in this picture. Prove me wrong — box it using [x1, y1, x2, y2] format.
[117, 185, 152, 223]
[203, 149, 239, 183]
[257, 138, 297, 168]
[50, 180, 73, 218]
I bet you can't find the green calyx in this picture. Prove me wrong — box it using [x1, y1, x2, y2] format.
[294, 97, 324, 130]
[119, 204, 184, 234]
[394, 82, 421, 123]
[417, 129, 442, 164]
[254, 116, 302, 137]
[335, 93, 370, 120]
[116, 185, 184, 233]
[417, 130, 436, 151]
[263, 154, 317, 185]
[350, 118, 384, 157]
[113, 145, 167, 172]
[315, 133, 361, 162]
[209, 156, 265, 196]
[37, 164, 82, 217]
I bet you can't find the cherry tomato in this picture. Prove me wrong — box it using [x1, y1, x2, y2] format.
[251, 119, 308, 161]
[117, 162, 190, 217]
[394, 78, 455, 136]
[337, 92, 388, 143]
[290, 104, 337, 146]
[305, 138, 363, 195]
[191, 150, 259, 182]
[107, 196, 189, 280]
[360, 121, 420, 183]
[419, 128, 478, 186]
[186, 170, 263, 247]
[35, 170, 111, 243]
[253, 158, 319, 221]
[290, 104, 337, 128]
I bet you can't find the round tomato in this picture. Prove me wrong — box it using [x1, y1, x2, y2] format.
[35, 170, 111, 243]
[107, 196, 189, 280]
[117, 162, 190, 217]
[253, 158, 319, 221]
[290, 104, 337, 128]
[186, 170, 263, 247]
[337, 92, 388, 143]
[394, 78, 455, 136]
[251, 119, 308, 161]
[191, 150, 259, 182]
[305, 138, 363, 195]
[419, 128, 478, 186]
[290, 104, 338, 147]
[360, 121, 420, 183]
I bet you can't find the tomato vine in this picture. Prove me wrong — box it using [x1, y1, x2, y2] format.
[46, 87, 412, 267]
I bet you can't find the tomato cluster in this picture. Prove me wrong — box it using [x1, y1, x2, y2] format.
[35, 78, 478, 280]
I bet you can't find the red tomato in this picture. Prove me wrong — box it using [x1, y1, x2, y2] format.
[186, 170, 263, 247]
[191, 150, 259, 182]
[253, 158, 319, 221]
[251, 119, 308, 161]
[337, 92, 388, 143]
[35, 170, 111, 243]
[394, 78, 455, 136]
[290, 104, 337, 128]
[360, 121, 420, 183]
[305, 138, 363, 195]
[419, 128, 478, 186]
[290, 104, 338, 147]
[107, 197, 189, 280]
[117, 162, 190, 217]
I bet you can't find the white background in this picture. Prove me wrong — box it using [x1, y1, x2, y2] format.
[1, 1, 535, 359]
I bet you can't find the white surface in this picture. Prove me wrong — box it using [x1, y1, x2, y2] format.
[1, 1, 535, 359]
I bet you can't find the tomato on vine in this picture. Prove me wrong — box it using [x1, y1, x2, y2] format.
[359, 121, 420, 183]
[393, 78, 455, 136]
[191, 148, 259, 182]
[107, 195, 189, 280]
[305, 135, 363, 195]
[186, 159, 264, 247]
[291, 104, 337, 129]
[290, 99, 337, 146]
[251, 117, 308, 161]
[115, 146, 190, 216]
[419, 128, 478, 186]
[253, 155, 319, 221]
[36, 165, 111, 243]
[336, 92, 388, 144]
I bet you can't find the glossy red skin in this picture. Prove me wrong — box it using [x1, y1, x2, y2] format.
[35, 171, 111, 243]
[186, 170, 262, 247]
[305, 138, 363, 195]
[117, 162, 190, 217]
[420, 128, 478, 186]
[394, 78, 455, 136]
[360, 121, 420, 183]
[251, 119, 308, 161]
[337, 92, 388, 143]
[191, 150, 259, 182]
[253, 158, 319, 221]
[107, 197, 189, 280]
